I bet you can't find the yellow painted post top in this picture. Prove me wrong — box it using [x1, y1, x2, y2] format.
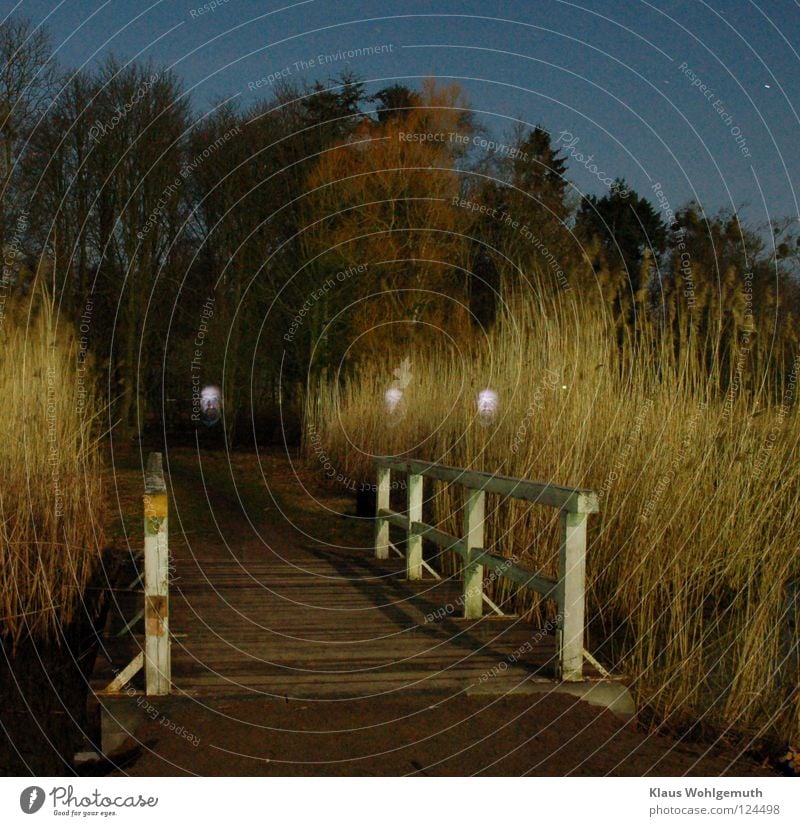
[143, 492, 168, 519]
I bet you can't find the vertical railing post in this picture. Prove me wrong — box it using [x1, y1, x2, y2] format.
[375, 464, 391, 560]
[143, 452, 170, 695]
[406, 472, 423, 580]
[463, 488, 485, 619]
[556, 509, 587, 682]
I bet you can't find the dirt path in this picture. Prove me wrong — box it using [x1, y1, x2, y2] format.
[100, 442, 775, 777]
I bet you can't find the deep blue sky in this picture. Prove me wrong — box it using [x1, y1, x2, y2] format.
[4, 0, 799, 231]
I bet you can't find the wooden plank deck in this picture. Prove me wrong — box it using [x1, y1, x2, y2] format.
[167, 551, 569, 699]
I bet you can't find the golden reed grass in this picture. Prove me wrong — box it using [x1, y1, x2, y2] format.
[306, 286, 800, 747]
[0, 286, 105, 644]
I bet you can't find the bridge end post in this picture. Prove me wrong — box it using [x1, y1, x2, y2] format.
[463, 488, 485, 619]
[406, 473, 423, 579]
[556, 509, 587, 682]
[375, 464, 390, 559]
[143, 452, 171, 696]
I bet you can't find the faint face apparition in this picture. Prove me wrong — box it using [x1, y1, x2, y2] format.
[200, 385, 222, 426]
[384, 386, 407, 427]
[477, 388, 499, 426]
[385, 386, 403, 412]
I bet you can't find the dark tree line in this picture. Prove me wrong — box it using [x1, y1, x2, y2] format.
[2, 16, 798, 444]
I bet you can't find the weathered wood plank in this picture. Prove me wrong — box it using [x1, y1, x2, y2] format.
[100, 651, 144, 694]
[144, 451, 167, 494]
[471, 551, 558, 599]
[409, 521, 465, 555]
[377, 458, 598, 513]
[377, 508, 408, 529]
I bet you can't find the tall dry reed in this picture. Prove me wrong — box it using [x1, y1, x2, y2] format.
[307, 287, 800, 746]
[0, 287, 105, 643]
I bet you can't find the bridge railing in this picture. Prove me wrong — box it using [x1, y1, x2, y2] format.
[374, 458, 599, 682]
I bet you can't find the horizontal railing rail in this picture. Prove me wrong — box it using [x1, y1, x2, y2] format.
[374, 457, 599, 682]
[376, 457, 599, 514]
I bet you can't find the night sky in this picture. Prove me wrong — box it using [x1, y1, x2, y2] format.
[5, 0, 799, 233]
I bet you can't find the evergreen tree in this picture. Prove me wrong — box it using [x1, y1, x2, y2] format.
[576, 180, 667, 293]
[511, 126, 569, 220]
[370, 84, 422, 123]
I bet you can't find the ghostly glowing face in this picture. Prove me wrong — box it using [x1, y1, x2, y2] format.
[385, 386, 404, 412]
[477, 388, 499, 425]
[200, 385, 221, 426]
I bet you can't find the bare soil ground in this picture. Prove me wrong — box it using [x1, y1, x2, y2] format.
[107, 691, 774, 777]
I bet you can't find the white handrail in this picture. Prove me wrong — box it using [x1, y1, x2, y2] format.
[374, 457, 597, 682]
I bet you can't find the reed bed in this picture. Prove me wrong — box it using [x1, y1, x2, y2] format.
[0, 287, 105, 644]
[306, 288, 800, 747]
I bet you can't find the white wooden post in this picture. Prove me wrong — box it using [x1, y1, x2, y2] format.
[143, 452, 170, 695]
[463, 488, 485, 619]
[375, 465, 391, 559]
[406, 473, 423, 580]
[557, 509, 587, 682]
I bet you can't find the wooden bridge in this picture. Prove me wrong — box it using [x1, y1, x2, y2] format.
[93, 449, 632, 752]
